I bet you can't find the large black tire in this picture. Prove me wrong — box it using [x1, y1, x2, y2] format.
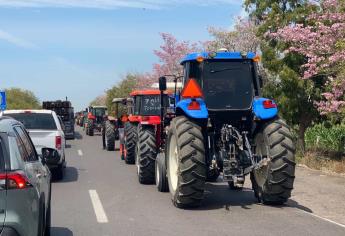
[251, 118, 296, 205]
[87, 119, 94, 136]
[136, 125, 157, 184]
[105, 121, 115, 151]
[166, 116, 207, 208]
[156, 153, 169, 192]
[124, 122, 136, 164]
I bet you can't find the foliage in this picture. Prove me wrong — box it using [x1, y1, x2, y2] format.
[305, 123, 345, 153]
[137, 33, 200, 89]
[271, 0, 345, 115]
[244, 0, 320, 150]
[105, 73, 137, 113]
[5, 88, 40, 110]
[90, 94, 106, 106]
[205, 18, 260, 53]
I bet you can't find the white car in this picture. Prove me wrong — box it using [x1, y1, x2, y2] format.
[1, 109, 66, 179]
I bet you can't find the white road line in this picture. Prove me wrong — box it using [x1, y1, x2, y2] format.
[89, 190, 108, 223]
[78, 150, 83, 156]
[300, 210, 345, 229]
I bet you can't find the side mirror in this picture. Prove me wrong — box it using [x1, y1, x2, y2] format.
[41, 148, 59, 165]
[159, 76, 167, 91]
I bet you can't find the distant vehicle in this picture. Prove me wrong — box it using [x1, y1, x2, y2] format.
[43, 100, 75, 139]
[0, 116, 52, 236]
[1, 110, 66, 180]
[85, 106, 107, 136]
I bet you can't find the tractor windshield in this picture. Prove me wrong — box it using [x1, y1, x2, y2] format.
[134, 95, 169, 116]
[202, 60, 254, 110]
[93, 108, 107, 117]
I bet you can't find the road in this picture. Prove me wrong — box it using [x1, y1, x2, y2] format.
[50, 127, 345, 236]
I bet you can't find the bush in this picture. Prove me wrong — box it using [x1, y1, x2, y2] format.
[305, 123, 345, 153]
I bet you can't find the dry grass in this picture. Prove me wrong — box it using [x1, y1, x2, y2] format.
[298, 150, 345, 174]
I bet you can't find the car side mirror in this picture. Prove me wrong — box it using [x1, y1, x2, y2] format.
[41, 148, 59, 165]
[159, 76, 167, 91]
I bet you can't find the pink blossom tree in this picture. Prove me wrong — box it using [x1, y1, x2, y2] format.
[136, 33, 200, 89]
[271, 0, 345, 114]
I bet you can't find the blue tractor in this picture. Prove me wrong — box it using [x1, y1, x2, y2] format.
[155, 51, 296, 208]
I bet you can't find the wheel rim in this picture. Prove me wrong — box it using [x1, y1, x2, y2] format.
[155, 161, 160, 187]
[254, 134, 269, 187]
[168, 135, 178, 192]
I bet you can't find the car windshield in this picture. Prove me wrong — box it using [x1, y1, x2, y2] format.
[6, 113, 57, 130]
[202, 60, 254, 110]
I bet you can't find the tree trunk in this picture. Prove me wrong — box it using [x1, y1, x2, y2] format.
[297, 123, 307, 153]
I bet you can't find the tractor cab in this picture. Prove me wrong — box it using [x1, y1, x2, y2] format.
[129, 90, 172, 125]
[85, 106, 107, 136]
[112, 98, 132, 127]
[179, 51, 265, 131]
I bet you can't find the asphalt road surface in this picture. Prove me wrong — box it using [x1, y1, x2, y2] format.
[50, 127, 345, 236]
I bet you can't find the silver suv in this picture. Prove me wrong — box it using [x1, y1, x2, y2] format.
[0, 117, 51, 236]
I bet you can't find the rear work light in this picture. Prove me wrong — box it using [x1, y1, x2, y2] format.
[263, 100, 277, 109]
[0, 172, 31, 189]
[56, 136, 62, 150]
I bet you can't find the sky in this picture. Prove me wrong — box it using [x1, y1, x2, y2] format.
[0, 0, 245, 111]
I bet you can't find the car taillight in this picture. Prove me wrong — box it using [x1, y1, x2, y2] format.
[263, 100, 277, 109]
[0, 172, 31, 189]
[56, 136, 62, 150]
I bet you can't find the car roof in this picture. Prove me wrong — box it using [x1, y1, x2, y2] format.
[2, 109, 54, 114]
[0, 116, 23, 133]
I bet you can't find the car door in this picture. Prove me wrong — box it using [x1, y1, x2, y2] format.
[14, 126, 49, 199]
[0, 136, 6, 231]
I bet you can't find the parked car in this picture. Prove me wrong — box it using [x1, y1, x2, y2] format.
[1, 110, 66, 179]
[0, 116, 51, 236]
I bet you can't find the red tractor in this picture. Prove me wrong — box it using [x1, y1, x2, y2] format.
[123, 89, 173, 184]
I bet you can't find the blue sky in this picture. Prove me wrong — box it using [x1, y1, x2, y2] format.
[0, 0, 244, 110]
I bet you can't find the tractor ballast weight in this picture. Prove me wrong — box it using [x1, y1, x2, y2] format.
[157, 51, 296, 208]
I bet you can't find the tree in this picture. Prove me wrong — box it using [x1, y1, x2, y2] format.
[244, 0, 320, 151]
[5, 88, 40, 110]
[205, 18, 260, 53]
[105, 73, 137, 113]
[136, 33, 200, 89]
[90, 94, 106, 106]
[271, 0, 345, 116]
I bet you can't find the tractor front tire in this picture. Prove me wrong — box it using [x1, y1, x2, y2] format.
[105, 121, 115, 151]
[251, 118, 296, 205]
[124, 122, 136, 164]
[136, 126, 157, 184]
[167, 116, 207, 208]
[87, 120, 94, 136]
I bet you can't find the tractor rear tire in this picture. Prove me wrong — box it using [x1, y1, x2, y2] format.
[105, 121, 115, 151]
[136, 126, 157, 184]
[166, 116, 207, 208]
[156, 153, 169, 192]
[251, 118, 296, 205]
[124, 122, 136, 164]
[87, 120, 94, 136]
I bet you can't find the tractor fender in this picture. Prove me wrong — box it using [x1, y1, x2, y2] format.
[252, 97, 278, 120]
[176, 98, 208, 119]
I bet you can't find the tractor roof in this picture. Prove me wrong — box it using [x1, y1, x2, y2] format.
[90, 106, 107, 109]
[112, 98, 132, 104]
[181, 51, 256, 64]
[130, 90, 172, 96]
